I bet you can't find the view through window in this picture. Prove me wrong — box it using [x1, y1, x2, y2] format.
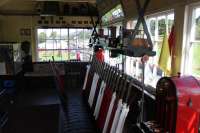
[147, 12, 174, 65]
[124, 12, 174, 87]
[37, 28, 93, 61]
[186, 6, 200, 77]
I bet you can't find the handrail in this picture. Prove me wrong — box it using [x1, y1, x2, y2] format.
[0, 112, 8, 128]
[49, 57, 66, 103]
[0, 89, 6, 97]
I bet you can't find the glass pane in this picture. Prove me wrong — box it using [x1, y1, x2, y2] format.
[104, 28, 109, 36]
[38, 29, 46, 44]
[45, 40, 54, 49]
[190, 43, 200, 77]
[46, 29, 53, 39]
[54, 40, 61, 49]
[61, 50, 69, 60]
[52, 29, 61, 39]
[61, 40, 68, 49]
[195, 8, 200, 40]
[69, 50, 77, 60]
[53, 50, 62, 61]
[69, 29, 77, 49]
[61, 29, 68, 40]
[84, 29, 92, 48]
[38, 51, 46, 61]
[77, 29, 84, 48]
[38, 50, 53, 61]
[38, 40, 46, 49]
[149, 18, 156, 37]
[126, 21, 132, 29]
[167, 14, 174, 33]
[80, 49, 92, 61]
[158, 16, 166, 39]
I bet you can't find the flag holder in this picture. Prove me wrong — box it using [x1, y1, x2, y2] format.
[140, 55, 148, 123]
[126, 0, 155, 125]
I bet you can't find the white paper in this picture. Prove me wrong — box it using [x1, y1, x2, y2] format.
[110, 99, 123, 133]
[116, 104, 129, 133]
[88, 73, 99, 107]
[94, 81, 107, 119]
[82, 65, 91, 90]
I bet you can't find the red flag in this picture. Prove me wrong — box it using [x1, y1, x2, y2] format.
[168, 25, 175, 55]
[168, 25, 176, 75]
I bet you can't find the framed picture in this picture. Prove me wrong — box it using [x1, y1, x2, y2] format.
[20, 29, 31, 36]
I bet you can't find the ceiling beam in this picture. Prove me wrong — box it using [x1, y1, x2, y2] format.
[0, 0, 11, 7]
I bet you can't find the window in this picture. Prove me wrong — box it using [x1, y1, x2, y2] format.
[126, 20, 137, 29]
[37, 28, 93, 62]
[102, 4, 124, 25]
[147, 12, 174, 65]
[183, 5, 200, 77]
[124, 11, 174, 87]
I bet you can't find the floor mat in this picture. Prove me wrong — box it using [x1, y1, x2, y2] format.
[62, 89, 98, 133]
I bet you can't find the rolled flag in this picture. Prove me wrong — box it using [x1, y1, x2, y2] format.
[82, 65, 91, 90]
[110, 99, 123, 133]
[88, 73, 100, 107]
[158, 33, 171, 76]
[103, 92, 117, 133]
[94, 81, 107, 119]
[116, 104, 129, 133]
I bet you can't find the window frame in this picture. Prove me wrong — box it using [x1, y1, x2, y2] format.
[146, 10, 174, 65]
[36, 27, 93, 62]
[182, 2, 200, 77]
[124, 10, 174, 87]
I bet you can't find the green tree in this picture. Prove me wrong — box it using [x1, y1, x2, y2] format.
[50, 31, 57, 39]
[38, 32, 46, 43]
[158, 19, 166, 36]
[195, 17, 200, 40]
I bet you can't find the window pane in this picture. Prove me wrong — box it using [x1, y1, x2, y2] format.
[38, 40, 46, 49]
[77, 29, 84, 48]
[61, 50, 69, 60]
[158, 16, 166, 38]
[190, 43, 200, 77]
[69, 29, 77, 49]
[54, 40, 61, 49]
[61, 40, 68, 49]
[195, 8, 200, 40]
[53, 50, 62, 61]
[149, 18, 156, 36]
[38, 50, 54, 61]
[52, 29, 61, 39]
[61, 29, 68, 40]
[46, 29, 53, 39]
[38, 29, 46, 44]
[69, 50, 77, 60]
[80, 49, 92, 61]
[167, 14, 174, 33]
[38, 51, 46, 61]
[84, 29, 92, 48]
[45, 40, 54, 49]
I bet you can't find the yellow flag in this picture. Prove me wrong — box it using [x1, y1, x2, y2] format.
[158, 33, 171, 76]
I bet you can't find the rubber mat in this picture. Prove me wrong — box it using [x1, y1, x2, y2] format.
[62, 89, 98, 133]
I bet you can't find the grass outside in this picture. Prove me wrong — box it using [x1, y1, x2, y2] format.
[192, 44, 200, 77]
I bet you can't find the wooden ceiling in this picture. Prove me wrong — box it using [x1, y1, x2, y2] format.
[0, 0, 96, 7]
[0, 0, 96, 15]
